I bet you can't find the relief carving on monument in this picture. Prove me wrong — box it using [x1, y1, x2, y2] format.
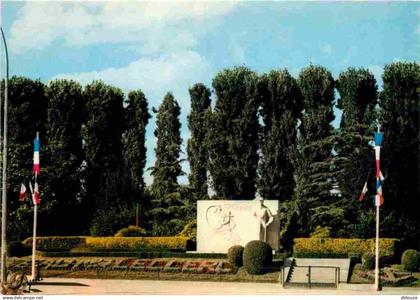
[205, 205, 241, 245]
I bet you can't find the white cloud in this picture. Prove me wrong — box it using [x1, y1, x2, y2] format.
[320, 43, 333, 55]
[53, 50, 211, 106]
[367, 64, 384, 88]
[10, 1, 237, 53]
[53, 50, 212, 187]
[11, 1, 238, 186]
[229, 42, 246, 64]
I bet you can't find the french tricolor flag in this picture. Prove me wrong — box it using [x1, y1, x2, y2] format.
[358, 181, 368, 201]
[29, 181, 40, 206]
[375, 178, 384, 206]
[374, 132, 384, 206]
[33, 181, 40, 205]
[33, 135, 40, 176]
[19, 182, 27, 201]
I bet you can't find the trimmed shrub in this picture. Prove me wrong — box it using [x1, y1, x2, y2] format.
[22, 236, 190, 252]
[362, 252, 375, 270]
[39, 251, 226, 258]
[90, 205, 134, 237]
[7, 241, 31, 257]
[227, 245, 244, 267]
[243, 240, 272, 275]
[293, 238, 398, 258]
[176, 220, 197, 242]
[115, 226, 147, 237]
[401, 249, 420, 272]
[22, 236, 86, 251]
[310, 226, 331, 238]
[85, 236, 190, 251]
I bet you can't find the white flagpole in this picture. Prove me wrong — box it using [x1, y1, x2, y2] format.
[28, 179, 38, 281]
[31, 201, 38, 280]
[374, 122, 381, 291]
[0, 21, 9, 283]
[375, 195, 380, 290]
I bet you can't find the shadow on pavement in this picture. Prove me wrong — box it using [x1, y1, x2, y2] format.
[35, 282, 89, 287]
[264, 260, 282, 274]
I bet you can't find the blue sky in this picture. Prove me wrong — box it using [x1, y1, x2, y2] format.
[1, 1, 419, 185]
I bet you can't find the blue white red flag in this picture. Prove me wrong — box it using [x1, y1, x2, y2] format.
[33, 136, 40, 176]
[29, 180, 40, 206]
[375, 178, 384, 206]
[358, 181, 368, 201]
[33, 181, 40, 205]
[374, 132, 384, 207]
[19, 182, 27, 201]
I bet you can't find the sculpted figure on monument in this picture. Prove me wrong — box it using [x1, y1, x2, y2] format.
[253, 195, 274, 242]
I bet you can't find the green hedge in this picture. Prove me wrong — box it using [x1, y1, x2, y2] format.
[85, 237, 190, 251]
[38, 251, 226, 259]
[22, 236, 86, 251]
[293, 238, 398, 258]
[23, 236, 191, 252]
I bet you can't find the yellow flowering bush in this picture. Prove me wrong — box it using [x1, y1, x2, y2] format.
[22, 236, 86, 251]
[85, 236, 190, 251]
[293, 238, 398, 258]
[23, 236, 191, 252]
[114, 226, 147, 237]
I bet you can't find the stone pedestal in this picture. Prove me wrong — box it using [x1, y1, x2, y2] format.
[196, 200, 280, 253]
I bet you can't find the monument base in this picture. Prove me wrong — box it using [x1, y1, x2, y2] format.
[196, 200, 280, 253]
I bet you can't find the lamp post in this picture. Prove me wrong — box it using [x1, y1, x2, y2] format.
[0, 25, 9, 284]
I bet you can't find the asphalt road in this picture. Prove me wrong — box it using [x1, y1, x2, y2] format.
[26, 278, 420, 295]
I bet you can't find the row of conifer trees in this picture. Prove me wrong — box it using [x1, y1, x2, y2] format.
[3, 62, 419, 248]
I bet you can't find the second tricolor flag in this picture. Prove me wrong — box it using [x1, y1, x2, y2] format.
[33, 135, 40, 176]
[374, 132, 384, 206]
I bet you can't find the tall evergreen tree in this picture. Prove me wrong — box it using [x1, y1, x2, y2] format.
[44, 79, 85, 234]
[187, 83, 211, 200]
[150, 93, 183, 197]
[206, 67, 259, 199]
[293, 65, 338, 235]
[123, 90, 151, 205]
[258, 70, 302, 201]
[335, 68, 378, 236]
[149, 93, 185, 235]
[83, 81, 125, 219]
[379, 62, 419, 246]
[6, 76, 48, 240]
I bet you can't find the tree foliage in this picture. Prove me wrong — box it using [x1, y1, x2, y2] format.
[335, 68, 378, 236]
[150, 92, 183, 197]
[379, 62, 420, 245]
[187, 83, 211, 200]
[6, 77, 49, 240]
[258, 70, 302, 201]
[2, 62, 418, 243]
[293, 65, 337, 235]
[206, 67, 260, 199]
[148, 93, 186, 235]
[83, 81, 125, 220]
[123, 90, 151, 206]
[44, 79, 85, 234]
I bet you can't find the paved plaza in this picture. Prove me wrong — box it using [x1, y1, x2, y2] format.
[27, 278, 420, 295]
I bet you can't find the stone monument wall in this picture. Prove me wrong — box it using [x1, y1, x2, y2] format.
[196, 200, 280, 253]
